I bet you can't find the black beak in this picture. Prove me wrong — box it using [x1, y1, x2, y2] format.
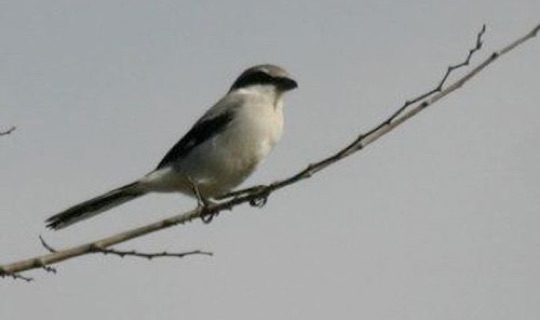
[277, 77, 298, 91]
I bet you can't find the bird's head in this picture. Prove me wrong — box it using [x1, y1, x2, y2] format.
[229, 64, 298, 93]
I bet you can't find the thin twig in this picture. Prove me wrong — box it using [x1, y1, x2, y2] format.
[383, 24, 486, 127]
[0, 271, 33, 282]
[92, 246, 213, 260]
[39, 235, 57, 253]
[1, 23, 538, 280]
[0, 126, 16, 136]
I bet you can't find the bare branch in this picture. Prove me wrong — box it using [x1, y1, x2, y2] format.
[39, 235, 57, 253]
[1, 23, 538, 279]
[384, 25, 486, 126]
[45, 235, 212, 260]
[0, 271, 33, 282]
[0, 126, 16, 136]
[91, 247, 213, 260]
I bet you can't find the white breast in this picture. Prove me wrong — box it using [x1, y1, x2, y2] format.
[154, 87, 285, 197]
[204, 89, 284, 192]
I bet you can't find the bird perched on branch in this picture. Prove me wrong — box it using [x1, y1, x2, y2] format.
[46, 64, 298, 230]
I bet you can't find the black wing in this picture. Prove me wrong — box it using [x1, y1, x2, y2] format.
[156, 111, 234, 169]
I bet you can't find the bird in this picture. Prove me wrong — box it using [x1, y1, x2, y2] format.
[45, 64, 298, 230]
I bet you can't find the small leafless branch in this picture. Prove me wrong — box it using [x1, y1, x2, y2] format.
[91, 247, 213, 260]
[40, 234, 210, 264]
[380, 24, 486, 130]
[0, 271, 33, 282]
[39, 235, 57, 253]
[1, 23, 538, 280]
[0, 126, 16, 136]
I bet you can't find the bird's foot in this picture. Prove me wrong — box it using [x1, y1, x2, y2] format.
[186, 177, 219, 223]
[249, 196, 268, 207]
[249, 187, 270, 208]
[198, 198, 219, 224]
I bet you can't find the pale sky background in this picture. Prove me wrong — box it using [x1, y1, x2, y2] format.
[1, 1, 539, 319]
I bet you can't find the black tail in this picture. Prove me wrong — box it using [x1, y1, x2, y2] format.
[46, 182, 146, 230]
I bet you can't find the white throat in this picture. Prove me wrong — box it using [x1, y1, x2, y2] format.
[236, 84, 284, 109]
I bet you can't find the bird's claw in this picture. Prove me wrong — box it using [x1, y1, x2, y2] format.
[249, 193, 269, 208]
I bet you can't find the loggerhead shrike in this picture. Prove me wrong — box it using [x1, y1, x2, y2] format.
[46, 64, 297, 230]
